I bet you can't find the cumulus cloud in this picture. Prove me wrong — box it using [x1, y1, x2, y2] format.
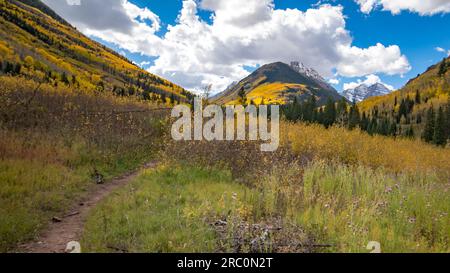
[343, 74, 394, 91]
[337, 43, 410, 77]
[43, 0, 162, 55]
[355, 0, 450, 15]
[355, 0, 378, 13]
[43, 0, 411, 93]
[200, 0, 274, 28]
[139, 61, 152, 68]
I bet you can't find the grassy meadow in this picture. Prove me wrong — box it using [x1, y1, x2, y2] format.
[0, 76, 167, 251]
[80, 122, 449, 253]
[0, 0, 447, 255]
[81, 165, 257, 253]
[0, 76, 449, 253]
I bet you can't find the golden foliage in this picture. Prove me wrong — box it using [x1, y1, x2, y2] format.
[224, 82, 308, 105]
[0, 76, 169, 251]
[0, 0, 190, 99]
[285, 122, 450, 177]
[359, 57, 450, 114]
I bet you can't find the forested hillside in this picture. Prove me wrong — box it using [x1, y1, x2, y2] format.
[357, 57, 450, 144]
[214, 62, 342, 105]
[0, 0, 192, 251]
[0, 0, 193, 104]
[283, 57, 450, 146]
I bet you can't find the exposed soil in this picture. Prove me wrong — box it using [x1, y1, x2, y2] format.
[17, 161, 158, 253]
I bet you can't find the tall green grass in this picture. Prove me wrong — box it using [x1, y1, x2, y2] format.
[259, 162, 449, 253]
[80, 121, 450, 253]
[0, 133, 158, 252]
[81, 165, 256, 253]
[82, 161, 449, 253]
[0, 77, 166, 252]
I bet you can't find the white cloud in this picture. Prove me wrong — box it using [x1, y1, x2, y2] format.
[337, 43, 410, 77]
[355, 0, 378, 13]
[44, 0, 411, 93]
[43, 0, 162, 55]
[329, 78, 340, 85]
[139, 61, 152, 67]
[435, 47, 450, 56]
[355, 0, 450, 15]
[200, 0, 274, 28]
[343, 74, 394, 91]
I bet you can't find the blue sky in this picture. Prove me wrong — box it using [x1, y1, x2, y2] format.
[132, 0, 450, 90]
[341, 0, 450, 90]
[44, 0, 450, 93]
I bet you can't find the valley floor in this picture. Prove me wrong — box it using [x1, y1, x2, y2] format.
[0, 77, 449, 253]
[79, 161, 449, 253]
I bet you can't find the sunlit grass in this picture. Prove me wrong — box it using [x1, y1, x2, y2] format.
[0, 158, 88, 250]
[81, 165, 256, 253]
[287, 162, 449, 253]
[285, 123, 450, 177]
[0, 131, 158, 252]
[81, 160, 449, 253]
[0, 77, 165, 252]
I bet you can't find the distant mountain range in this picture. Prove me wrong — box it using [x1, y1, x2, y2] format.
[213, 62, 342, 105]
[342, 83, 391, 103]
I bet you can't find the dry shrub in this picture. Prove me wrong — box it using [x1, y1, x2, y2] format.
[0, 76, 168, 163]
[0, 76, 168, 251]
[163, 138, 301, 185]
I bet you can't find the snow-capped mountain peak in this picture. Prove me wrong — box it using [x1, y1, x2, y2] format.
[290, 61, 326, 83]
[289, 61, 338, 94]
[342, 83, 391, 103]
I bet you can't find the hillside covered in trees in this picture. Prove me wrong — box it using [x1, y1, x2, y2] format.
[214, 62, 342, 106]
[282, 57, 450, 147]
[0, 0, 194, 104]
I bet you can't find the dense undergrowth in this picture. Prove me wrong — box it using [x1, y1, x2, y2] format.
[0, 76, 167, 251]
[1, 75, 448, 253]
[82, 122, 449, 253]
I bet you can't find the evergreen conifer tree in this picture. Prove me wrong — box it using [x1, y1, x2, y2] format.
[415, 90, 421, 104]
[323, 98, 337, 128]
[422, 107, 435, 143]
[433, 107, 447, 146]
[438, 58, 447, 76]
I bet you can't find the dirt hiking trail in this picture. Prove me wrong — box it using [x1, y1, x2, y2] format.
[18, 161, 158, 253]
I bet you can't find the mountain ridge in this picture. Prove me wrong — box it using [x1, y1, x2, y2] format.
[0, 0, 193, 102]
[342, 82, 391, 103]
[214, 62, 342, 105]
[14, 0, 69, 25]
